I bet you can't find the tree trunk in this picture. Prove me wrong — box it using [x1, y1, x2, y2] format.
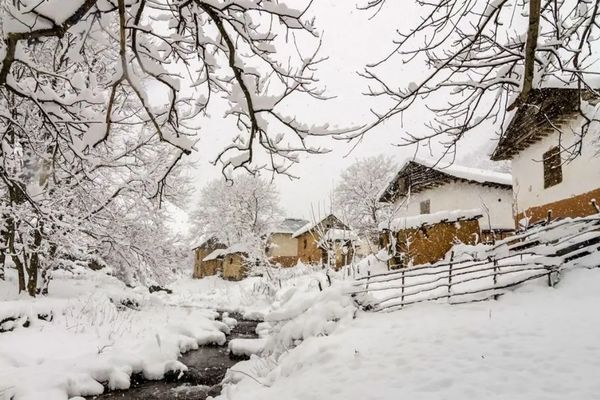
[26, 224, 44, 297]
[508, 0, 541, 111]
[8, 225, 26, 292]
[0, 233, 5, 281]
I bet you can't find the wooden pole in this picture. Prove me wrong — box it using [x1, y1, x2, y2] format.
[493, 259, 499, 300]
[448, 251, 454, 301]
[401, 269, 405, 308]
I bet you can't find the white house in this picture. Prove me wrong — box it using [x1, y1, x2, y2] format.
[491, 88, 600, 225]
[379, 158, 515, 240]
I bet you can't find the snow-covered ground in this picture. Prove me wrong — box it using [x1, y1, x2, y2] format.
[0, 268, 231, 400]
[0, 263, 339, 400]
[221, 266, 600, 400]
[2, 259, 599, 400]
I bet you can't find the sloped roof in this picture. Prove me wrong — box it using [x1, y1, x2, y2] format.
[491, 88, 599, 160]
[319, 228, 359, 242]
[292, 214, 348, 238]
[191, 236, 221, 251]
[379, 158, 512, 203]
[381, 209, 483, 232]
[270, 218, 310, 234]
[203, 249, 226, 262]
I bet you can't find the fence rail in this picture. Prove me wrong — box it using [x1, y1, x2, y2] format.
[352, 214, 600, 312]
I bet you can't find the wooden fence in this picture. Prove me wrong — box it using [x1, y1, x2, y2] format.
[352, 214, 600, 312]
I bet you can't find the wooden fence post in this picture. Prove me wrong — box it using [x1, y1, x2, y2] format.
[448, 251, 454, 301]
[493, 259, 499, 300]
[365, 271, 371, 291]
[401, 269, 405, 308]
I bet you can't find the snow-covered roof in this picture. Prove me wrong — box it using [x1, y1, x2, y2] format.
[381, 209, 483, 232]
[270, 218, 310, 234]
[203, 249, 226, 261]
[379, 158, 512, 203]
[222, 243, 250, 256]
[319, 229, 359, 242]
[412, 158, 512, 186]
[491, 88, 600, 160]
[191, 235, 210, 250]
[292, 214, 347, 238]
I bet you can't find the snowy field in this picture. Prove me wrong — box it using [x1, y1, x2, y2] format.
[221, 267, 600, 400]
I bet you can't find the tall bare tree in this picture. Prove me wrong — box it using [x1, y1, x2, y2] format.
[0, 0, 340, 295]
[347, 0, 600, 159]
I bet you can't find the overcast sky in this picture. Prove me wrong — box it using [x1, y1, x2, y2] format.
[172, 0, 508, 232]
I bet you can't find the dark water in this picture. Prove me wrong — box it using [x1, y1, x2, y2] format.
[89, 316, 260, 400]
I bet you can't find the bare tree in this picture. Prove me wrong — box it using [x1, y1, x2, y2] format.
[0, 0, 344, 295]
[190, 175, 282, 248]
[346, 0, 600, 160]
[334, 155, 396, 245]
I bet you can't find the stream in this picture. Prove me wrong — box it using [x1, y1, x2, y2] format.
[89, 314, 260, 400]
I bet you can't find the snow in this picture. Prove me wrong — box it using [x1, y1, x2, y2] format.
[381, 208, 483, 231]
[292, 214, 344, 238]
[319, 228, 359, 242]
[270, 218, 310, 234]
[228, 338, 267, 357]
[204, 249, 227, 261]
[397, 157, 512, 186]
[218, 267, 600, 400]
[0, 269, 228, 400]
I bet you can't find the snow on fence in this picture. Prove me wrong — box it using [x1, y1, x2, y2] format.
[352, 214, 600, 312]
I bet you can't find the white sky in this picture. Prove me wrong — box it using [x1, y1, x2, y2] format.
[170, 0, 508, 231]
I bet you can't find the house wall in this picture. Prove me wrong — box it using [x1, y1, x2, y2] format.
[193, 247, 212, 278]
[267, 233, 301, 267]
[222, 253, 247, 281]
[268, 233, 298, 257]
[296, 232, 324, 265]
[392, 181, 515, 231]
[387, 219, 481, 268]
[193, 241, 226, 279]
[200, 259, 223, 278]
[512, 118, 600, 222]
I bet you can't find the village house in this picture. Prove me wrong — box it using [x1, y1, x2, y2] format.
[266, 218, 309, 267]
[491, 88, 600, 225]
[192, 237, 226, 278]
[221, 244, 255, 281]
[292, 214, 357, 269]
[378, 158, 515, 267]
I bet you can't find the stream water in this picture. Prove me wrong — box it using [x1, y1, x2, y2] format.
[89, 315, 259, 400]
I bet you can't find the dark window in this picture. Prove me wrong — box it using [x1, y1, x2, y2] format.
[420, 199, 431, 214]
[303, 238, 307, 249]
[543, 146, 562, 189]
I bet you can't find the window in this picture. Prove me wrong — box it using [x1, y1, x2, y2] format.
[543, 146, 562, 189]
[420, 199, 431, 214]
[303, 238, 307, 249]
